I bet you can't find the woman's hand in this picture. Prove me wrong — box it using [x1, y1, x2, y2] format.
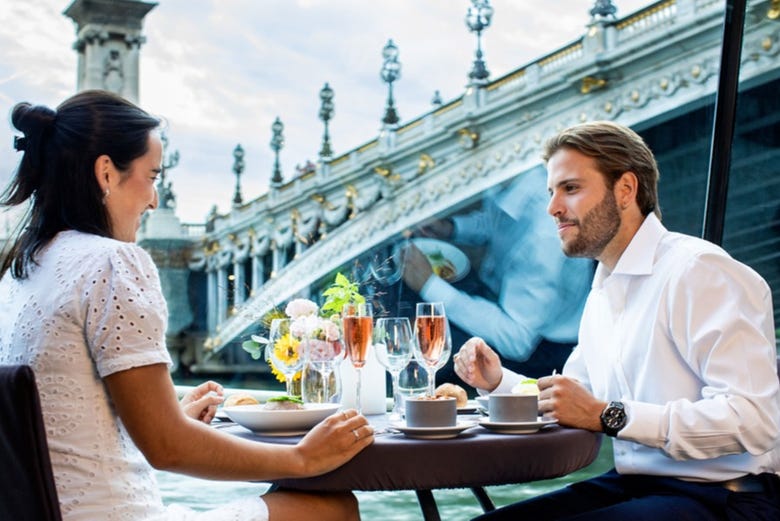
[454, 337, 503, 392]
[180, 380, 224, 424]
[292, 409, 374, 477]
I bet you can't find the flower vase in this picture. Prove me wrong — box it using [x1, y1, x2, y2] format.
[301, 362, 341, 403]
[290, 375, 302, 398]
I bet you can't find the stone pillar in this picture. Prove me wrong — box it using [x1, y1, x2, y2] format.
[64, 0, 156, 104]
[217, 266, 228, 323]
[233, 259, 245, 307]
[207, 268, 217, 333]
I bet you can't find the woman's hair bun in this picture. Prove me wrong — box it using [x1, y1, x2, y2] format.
[11, 102, 56, 138]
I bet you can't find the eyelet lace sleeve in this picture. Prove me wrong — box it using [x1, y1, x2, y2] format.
[83, 241, 172, 377]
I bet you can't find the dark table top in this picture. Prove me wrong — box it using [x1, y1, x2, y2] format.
[223, 413, 602, 492]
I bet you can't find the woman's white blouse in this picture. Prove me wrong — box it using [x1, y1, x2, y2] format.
[0, 231, 267, 520]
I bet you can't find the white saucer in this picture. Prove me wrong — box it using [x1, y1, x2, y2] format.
[391, 421, 477, 440]
[478, 417, 558, 434]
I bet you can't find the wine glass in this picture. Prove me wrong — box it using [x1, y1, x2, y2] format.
[303, 320, 344, 403]
[265, 318, 304, 396]
[342, 302, 374, 414]
[373, 317, 414, 421]
[413, 302, 451, 397]
[368, 240, 406, 286]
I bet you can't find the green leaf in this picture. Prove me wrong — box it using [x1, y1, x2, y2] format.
[267, 395, 304, 404]
[242, 340, 263, 360]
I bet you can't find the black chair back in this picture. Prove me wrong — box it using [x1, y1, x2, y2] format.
[0, 364, 62, 521]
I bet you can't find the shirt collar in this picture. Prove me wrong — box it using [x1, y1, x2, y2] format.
[594, 213, 667, 284]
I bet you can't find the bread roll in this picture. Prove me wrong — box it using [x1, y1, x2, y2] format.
[435, 383, 468, 407]
[223, 393, 259, 407]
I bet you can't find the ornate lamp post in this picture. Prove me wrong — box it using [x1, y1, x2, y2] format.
[431, 90, 443, 107]
[270, 117, 284, 187]
[380, 39, 401, 127]
[465, 0, 494, 84]
[156, 132, 180, 209]
[590, 0, 617, 19]
[232, 144, 245, 206]
[319, 82, 334, 159]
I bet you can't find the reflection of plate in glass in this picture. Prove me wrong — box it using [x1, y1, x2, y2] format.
[390, 421, 477, 439]
[478, 417, 558, 434]
[411, 238, 470, 283]
[224, 403, 341, 434]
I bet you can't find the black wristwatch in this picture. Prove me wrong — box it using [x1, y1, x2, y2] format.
[600, 401, 627, 437]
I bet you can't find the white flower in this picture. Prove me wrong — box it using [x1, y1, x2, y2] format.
[320, 319, 340, 342]
[285, 298, 318, 319]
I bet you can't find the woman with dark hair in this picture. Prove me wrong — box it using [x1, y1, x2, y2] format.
[0, 90, 373, 521]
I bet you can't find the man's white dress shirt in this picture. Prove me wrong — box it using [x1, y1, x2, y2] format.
[496, 214, 780, 481]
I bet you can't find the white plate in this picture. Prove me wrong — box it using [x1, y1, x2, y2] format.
[478, 417, 558, 434]
[223, 403, 341, 433]
[390, 420, 477, 439]
[475, 396, 489, 411]
[410, 238, 470, 283]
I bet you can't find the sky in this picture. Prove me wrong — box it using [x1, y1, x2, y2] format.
[0, 0, 652, 226]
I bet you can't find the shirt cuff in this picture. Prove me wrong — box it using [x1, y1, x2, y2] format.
[420, 275, 459, 303]
[618, 400, 665, 447]
[477, 368, 524, 395]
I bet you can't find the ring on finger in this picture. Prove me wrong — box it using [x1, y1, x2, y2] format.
[352, 428, 360, 440]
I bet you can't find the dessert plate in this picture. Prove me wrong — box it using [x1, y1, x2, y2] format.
[478, 417, 558, 434]
[390, 421, 477, 440]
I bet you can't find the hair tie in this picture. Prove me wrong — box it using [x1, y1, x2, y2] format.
[13, 136, 27, 151]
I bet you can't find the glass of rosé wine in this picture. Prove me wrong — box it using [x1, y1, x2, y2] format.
[342, 302, 374, 414]
[413, 302, 451, 397]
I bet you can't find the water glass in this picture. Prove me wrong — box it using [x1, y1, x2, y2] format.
[373, 317, 414, 420]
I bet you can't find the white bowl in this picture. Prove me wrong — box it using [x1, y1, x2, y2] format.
[223, 403, 341, 434]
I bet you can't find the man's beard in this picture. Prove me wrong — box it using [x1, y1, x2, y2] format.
[561, 189, 621, 259]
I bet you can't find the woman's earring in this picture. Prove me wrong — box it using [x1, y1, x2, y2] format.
[102, 189, 110, 205]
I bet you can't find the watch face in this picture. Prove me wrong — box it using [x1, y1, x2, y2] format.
[601, 402, 626, 435]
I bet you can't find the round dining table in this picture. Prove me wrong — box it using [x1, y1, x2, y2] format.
[222, 413, 603, 520]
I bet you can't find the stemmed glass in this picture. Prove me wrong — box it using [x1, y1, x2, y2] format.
[373, 317, 414, 421]
[303, 324, 344, 403]
[342, 302, 373, 414]
[265, 318, 304, 396]
[413, 302, 451, 397]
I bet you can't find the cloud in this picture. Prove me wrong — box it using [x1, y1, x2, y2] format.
[0, 0, 652, 224]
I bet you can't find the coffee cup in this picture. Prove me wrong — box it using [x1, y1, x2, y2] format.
[488, 393, 537, 423]
[404, 396, 457, 428]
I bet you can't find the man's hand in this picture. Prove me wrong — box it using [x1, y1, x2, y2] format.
[401, 244, 434, 293]
[416, 218, 453, 239]
[453, 337, 503, 392]
[537, 375, 605, 432]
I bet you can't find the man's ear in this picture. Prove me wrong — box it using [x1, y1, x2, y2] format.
[615, 171, 639, 210]
[94, 154, 114, 192]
